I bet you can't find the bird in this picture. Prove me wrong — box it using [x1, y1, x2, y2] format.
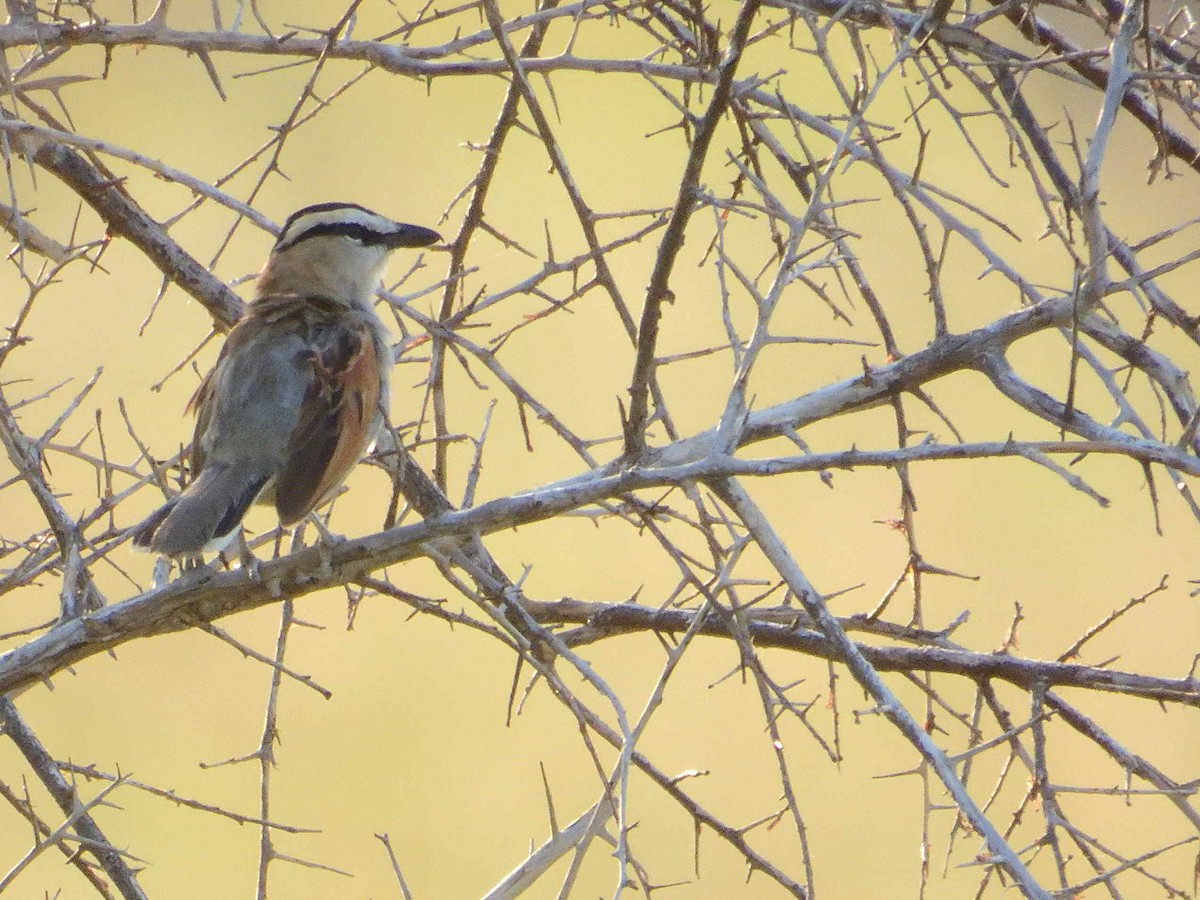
[131, 201, 441, 561]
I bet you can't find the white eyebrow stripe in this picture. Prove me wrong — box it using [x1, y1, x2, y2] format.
[276, 206, 400, 249]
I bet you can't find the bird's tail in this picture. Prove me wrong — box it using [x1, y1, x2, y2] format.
[131, 466, 270, 559]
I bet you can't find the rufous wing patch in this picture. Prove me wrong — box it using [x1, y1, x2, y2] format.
[275, 318, 380, 524]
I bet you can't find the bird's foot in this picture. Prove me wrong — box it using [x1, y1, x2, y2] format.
[235, 530, 263, 580]
[172, 556, 217, 585]
[306, 515, 345, 578]
[152, 556, 172, 589]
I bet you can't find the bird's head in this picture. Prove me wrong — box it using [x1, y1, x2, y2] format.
[258, 202, 441, 304]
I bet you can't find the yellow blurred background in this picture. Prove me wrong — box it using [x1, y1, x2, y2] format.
[1, 1, 1198, 897]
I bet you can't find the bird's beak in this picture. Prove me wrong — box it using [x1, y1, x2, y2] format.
[384, 223, 442, 248]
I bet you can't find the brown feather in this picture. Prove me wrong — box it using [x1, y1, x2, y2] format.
[274, 317, 381, 524]
[129, 200, 438, 559]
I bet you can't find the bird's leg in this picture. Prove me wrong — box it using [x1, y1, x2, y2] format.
[306, 512, 343, 545]
[152, 556, 173, 589]
[176, 554, 217, 584]
[305, 513, 344, 578]
[236, 528, 262, 580]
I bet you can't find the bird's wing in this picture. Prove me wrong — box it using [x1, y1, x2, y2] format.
[185, 320, 262, 480]
[274, 313, 381, 524]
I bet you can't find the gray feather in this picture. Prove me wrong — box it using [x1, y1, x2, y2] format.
[135, 466, 270, 558]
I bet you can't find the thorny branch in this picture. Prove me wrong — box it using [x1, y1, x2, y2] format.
[1, 0, 1200, 897]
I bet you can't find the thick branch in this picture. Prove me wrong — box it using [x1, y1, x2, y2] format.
[13, 118, 245, 327]
[4, 452, 1196, 703]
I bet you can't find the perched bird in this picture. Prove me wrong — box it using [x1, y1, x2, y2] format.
[132, 202, 441, 560]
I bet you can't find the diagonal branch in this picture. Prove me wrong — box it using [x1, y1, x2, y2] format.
[0, 105, 245, 327]
[0, 697, 148, 899]
[624, 0, 762, 458]
[711, 478, 1051, 898]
